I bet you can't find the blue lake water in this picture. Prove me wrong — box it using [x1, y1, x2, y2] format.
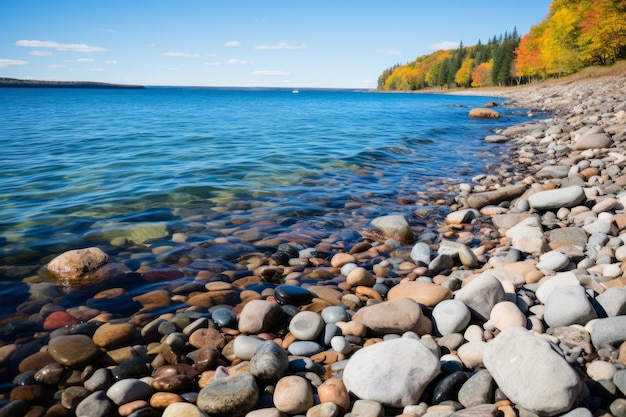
[0, 88, 529, 269]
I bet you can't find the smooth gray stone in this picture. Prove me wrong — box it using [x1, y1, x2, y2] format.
[457, 369, 495, 408]
[343, 338, 440, 408]
[197, 372, 259, 417]
[432, 299, 471, 336]
[544, 285, 597, 328]
[287, 341, 323, 356]
[454, 273, 505, 321]
[106, 378, 154, 406]
[250, 340, 289, 381]
[288, 311, 324, 341]
[596, 287, 626, 317]
[484, 327, 582, 416]
[591, 316, 626, 348]
[614, 369, 626, 397]
[528, 186, 586, 211]
[410, 242, 431, 265]
[467, 184, 527, 210]
[76, 391, 112, 417]
[233, 335, 265, 360]
[321, 306, 349, 324]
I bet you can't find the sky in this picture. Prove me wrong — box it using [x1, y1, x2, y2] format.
[1, 0, 553, 89]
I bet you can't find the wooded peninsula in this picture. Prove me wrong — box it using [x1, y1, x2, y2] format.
[0, 77, 144, 89]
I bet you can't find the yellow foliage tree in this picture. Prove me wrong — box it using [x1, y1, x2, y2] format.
[455, 58, 475, 87]
[578, 0, 626, 65]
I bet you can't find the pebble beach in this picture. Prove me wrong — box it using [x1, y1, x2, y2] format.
[2, 72, 626, 417]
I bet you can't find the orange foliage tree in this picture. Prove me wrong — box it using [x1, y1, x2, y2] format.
[471, 60, 493, 87]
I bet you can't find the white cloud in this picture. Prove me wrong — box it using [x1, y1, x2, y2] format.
[253, 70, 290, 76]
[77, 58, 96, 63]
[30, 51, 53, 56]
[16, 40, 106, 52]
[431, 41, 461, 51]
[254, 42, 306, 50]
[162, 52, 200, 57]
[376, 49, 401, 55]
[90, 67, 105, 71]
[225, 41, 241, 47]
[0, 59, 28, 68]
[105, 60, 117, 64]
[225, 58, 249, 65]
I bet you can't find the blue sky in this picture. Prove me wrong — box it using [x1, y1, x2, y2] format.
[2, 0, 552, 88]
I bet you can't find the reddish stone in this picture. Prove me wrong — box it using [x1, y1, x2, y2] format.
[43, 311, 80, 331]
[141, 267, 184, 282]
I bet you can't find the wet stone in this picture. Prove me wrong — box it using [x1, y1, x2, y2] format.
[287, 341, 323, 356]
[106, 378, 154, 406]
[197, 372, 259, 417]
[211, 307, 237, 328]
[250, 340, 289, 381]
[432, 370, 468, 404]
[111, 357, 150, 380]
[289, 311, 325, 340]
[274, 284, 313, 306]
[75, 390, 112, 417]
[48, 334, 101, 368]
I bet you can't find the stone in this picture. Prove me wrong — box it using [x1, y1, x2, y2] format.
[274, 285, 313, 306]
[92, 321, 136, 348]
[250, 340, 289, 381]
[106, 378, 154, 406]
[273, 375, 314, 414]
[590, 316, 626, 348]
[162, 402, 209, 417]
[46, 247, 112, 288]
[350, 400, 384, 417]
[457, 341, 487, 370]
[454, 273, 506, 321]
[467, 184, 527, 210]
[488, 301, 527, 331]
[48, 334, 101, 368]
[432, 370, 467, 403]
[289, 311, 325, 340]
[536, 251, 570, 272]
[411, 242, 432, 265]
[306, 402, 339, 417]
[428, 254, 455, 274]
[615, 369, 626, 396]
[483, 327, 582, 416]
[457, 369, 495, 408]
[445, 209, 478, 224]
[238, 300, 285, 334]
[610, 398, 626, 417]
[318, 379, 351, 412]
[75, 391, 112, 417]
[452, 404, 498, 416]
[287, 341, 323, 356]
[233, 335, 265, 361]
[548, 227, 588, 247]
[197, 372, 259, 417]
[575, 131, 613, 150]
[346, 267, 376, 287]
[432, 299, 471, 336]
[388, 281, 452, 307]
[484, 134, 509, 143]
[544, 285, 597, 328]
[342, 338, 440, 407]
[586, 360, 617, 381]
[353, 297, 432, 336]
[528, 186, 587, 211]
[469, 108, 500, 118]
[535, 271, 580, 304]
[361, 215, 414, 244]
[43, 311, 80, 331]
[596, 287, 626, 317]
[321, 306, 349, 324]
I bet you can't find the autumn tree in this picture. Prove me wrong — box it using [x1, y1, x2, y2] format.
[455, 58, 475, 87]
[471, 60, 493, 87]
[578, 0, 626, 65]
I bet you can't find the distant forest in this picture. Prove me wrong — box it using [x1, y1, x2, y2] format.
[0, 77, 144, 89]
[378, 0, 626, 91]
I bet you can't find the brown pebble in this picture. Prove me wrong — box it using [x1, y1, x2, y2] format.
[188, 327, 226, 349]
[119, 400, 150, 416]
[92, 321, 137, 348]
[186, 290, 239, 308]
[150, 392, 184, 408]
[132, 289, 172, 310]
[19, 351, 56, 373]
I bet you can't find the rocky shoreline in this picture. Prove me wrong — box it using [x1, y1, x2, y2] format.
[2, 73, 626, 417]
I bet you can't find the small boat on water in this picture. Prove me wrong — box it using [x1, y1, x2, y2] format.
[292, 89, 299, 94]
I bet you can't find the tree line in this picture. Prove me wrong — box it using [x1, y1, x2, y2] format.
[378, 0, 626, 91]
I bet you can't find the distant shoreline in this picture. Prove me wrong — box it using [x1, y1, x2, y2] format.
[0, 77, 145, 89]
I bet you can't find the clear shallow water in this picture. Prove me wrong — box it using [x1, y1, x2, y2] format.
[0, 88, 529, 266]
